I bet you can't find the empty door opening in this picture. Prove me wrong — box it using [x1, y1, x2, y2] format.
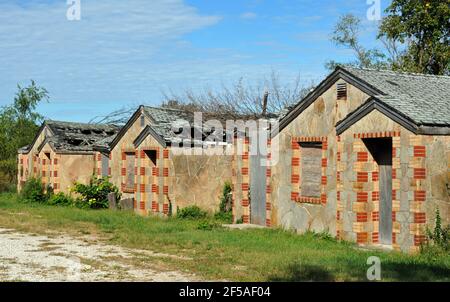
[363, 138, 392, 245]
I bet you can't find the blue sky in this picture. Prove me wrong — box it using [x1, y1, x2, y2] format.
[0, 0, 388, 122]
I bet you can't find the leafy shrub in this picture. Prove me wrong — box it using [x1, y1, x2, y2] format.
[72, 177, 120, 209]
[235, 216, 244, 224]
[20, 177, 48, 203]
[48, 192, 73, 206]
[422, 208, 449, 255]
[197, 220, 222, 231]
[219, 181, 232, 213]
[214, 211, 233, 223]
[176, 205, 208, 220]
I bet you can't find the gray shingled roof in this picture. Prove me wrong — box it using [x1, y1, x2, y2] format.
[344, 67, 450, 126]
[142, 106, 195, 141]
[43, 120, 121, 152]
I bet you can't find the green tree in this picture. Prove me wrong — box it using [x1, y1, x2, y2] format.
[328, 2, 450, 75]
[326, 14, 389, 70]
[378, 0, 450, 75]
[0, 80, 48, 191]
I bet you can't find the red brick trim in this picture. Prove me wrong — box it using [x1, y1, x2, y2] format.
[357, 232, 368, 244]
[357, 152, 368, 162]
[357, 192, 368, 202]
[414, 235, 426, 246]
[357, 172, 368, 182]
[151, 201, 158, 212]
[356, 212, 368, 222]
[372, 191, 379, 201]
[353, 131, 400, 139]
[372, 232, 379, 243]
[413, 168, 426, 179]
[292, 136, 327, 142]
[414, 190, 426, 202]
[414, 212, 426, 224]
[294, 196, 321, 204]
[413, 146, 426, 157]
[372, 211, 379, 221]
[372, 171, 379, 181]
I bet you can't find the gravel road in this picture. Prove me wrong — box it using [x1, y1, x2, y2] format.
[0, 228, 199, 282]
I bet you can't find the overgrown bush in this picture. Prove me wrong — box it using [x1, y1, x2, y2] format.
[47, 192, 74, 206]
[212, 182, 233, 223]
[72, 177, 120, 209]
[214, 211, 233, 223]
[176, 205, 208, 220]
[197, 220, 222, 231]
[20, 177, 48, 203]
[422, 208, 449, 255]
[219, 181, 232, 213]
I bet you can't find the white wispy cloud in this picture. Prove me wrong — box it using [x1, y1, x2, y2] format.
[240, 12, 257, 19]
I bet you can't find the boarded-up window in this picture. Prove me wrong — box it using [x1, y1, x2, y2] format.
[300, 142, 322, 198]
[101, 154, 109, 177]
[125, 152, 135, 189]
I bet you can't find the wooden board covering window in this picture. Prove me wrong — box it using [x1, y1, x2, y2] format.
[125, 153, 135, 189]
[300, 142, 322, 198]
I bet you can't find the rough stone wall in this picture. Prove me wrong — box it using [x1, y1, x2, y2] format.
[268, 80, 370, 235]
[58, 153, 95, 194]
[170, 146, 232, 213]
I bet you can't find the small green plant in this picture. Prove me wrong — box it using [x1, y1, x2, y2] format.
[219, 181, 232, 213]
[176, 205, 208, 220]
[197, 220, 222, 231]
[235, 216, 244, 224]
[422, 208, 449, 254]
[72, 176, 120, 209]
[47, 192, 73, 206]
[214, 211, 233, 223]
[20, 178, 47, 203]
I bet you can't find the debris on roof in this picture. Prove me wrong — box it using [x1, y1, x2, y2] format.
[43, 120, 121, 153]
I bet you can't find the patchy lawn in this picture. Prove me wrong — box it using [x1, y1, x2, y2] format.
[0, 193, 448, 281]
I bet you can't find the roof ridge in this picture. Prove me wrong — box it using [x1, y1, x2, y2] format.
[344, 66, 450, 79]
[45, 119, 119, 127]
[142, 105, 189, 113]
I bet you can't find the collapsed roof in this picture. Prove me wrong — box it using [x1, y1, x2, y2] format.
[21, 120, 121, 154]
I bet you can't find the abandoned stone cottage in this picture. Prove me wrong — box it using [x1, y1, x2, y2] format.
[17, 67, 449, 253]
[232, 67, 450, 252]
[18, 106, 233, 215]
[99, 105, 232, 215]
[17, 120, 120, 193]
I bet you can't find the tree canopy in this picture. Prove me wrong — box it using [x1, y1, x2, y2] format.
[328, 0, 449, 75]
[0, 80, 48, 191]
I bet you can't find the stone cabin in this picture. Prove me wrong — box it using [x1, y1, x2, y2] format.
[232, 67, 450, 252]
[17, 120, 120, 193]
[94, 105, 232, 215]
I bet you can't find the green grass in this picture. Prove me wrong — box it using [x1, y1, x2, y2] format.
[0, 192, 449, 281]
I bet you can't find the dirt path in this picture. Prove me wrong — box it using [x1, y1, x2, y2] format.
[0, 228, 200, 282]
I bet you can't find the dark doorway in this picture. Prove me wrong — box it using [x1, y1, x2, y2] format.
[144, 150, 157, 166]
[363, 138, 392, 245]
